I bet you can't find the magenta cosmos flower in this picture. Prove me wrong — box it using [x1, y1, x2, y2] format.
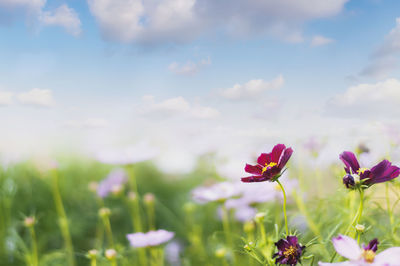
[319, 235, 400, 265]
[241, 144, 293, 183]
[126, 230, 174, 248]
[273, 235, 305, 266]
[340, 151, 400, 189]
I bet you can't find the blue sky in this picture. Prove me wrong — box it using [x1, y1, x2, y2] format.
[1, 0, 400, 172]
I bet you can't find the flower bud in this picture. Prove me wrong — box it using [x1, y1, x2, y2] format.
[87, 249, 98, 259]
[88, 181, 98, 193]
[243, 221, 255, 233]
[24, 216, 36, 228]
[111, 184, 123, 196]
[128, 191, 137, 201]
[144, 193, 155, 205]
[215, 247, 227, 258]
[183, 202, 196, 213]
[105, 249, 117, 260]
[355, 224, 365, 233]
[255, 212, 266, 223]
[98, 207, 111, 218]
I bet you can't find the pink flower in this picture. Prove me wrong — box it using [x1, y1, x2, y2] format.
[191, 182, 241, 203]
[319, 235, 400, 265]
[241, 144, 293, 183]
[97, 169, 128, 198]
[126, 230, 174, 248]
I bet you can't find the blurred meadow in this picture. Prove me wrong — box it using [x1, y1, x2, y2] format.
[2, 0, 400, 265]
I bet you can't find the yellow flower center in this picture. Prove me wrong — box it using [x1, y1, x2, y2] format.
[262, 162, 277, 173]
[357, 168, 369, 175]
[283, 246, 297, 258]
[362, 250, 375, 263]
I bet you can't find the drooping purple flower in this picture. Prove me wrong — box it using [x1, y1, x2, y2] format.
[319, 235, 400, 265]
[273, 235, 305, 266]
[340, 151, 400, 189]
[97, 169, 128, 198]
[242, 144, 293, 183]
[126, 229, 174, 248]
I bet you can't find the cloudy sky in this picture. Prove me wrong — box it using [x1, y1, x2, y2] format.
[1, 0, 400, 172]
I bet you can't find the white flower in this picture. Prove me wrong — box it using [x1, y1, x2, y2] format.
[127, 230, 174, 248]
[191, 182, 241, 203]
[319, 235, 400, 266]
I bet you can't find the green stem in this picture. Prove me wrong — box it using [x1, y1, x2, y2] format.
[51, 171, 75, 266]
[256, 220, 267, 246]
[331, 189, 364, 262]
[126, 166, 143, 232]
[29, 227, 39, 266]
[125, 166, 148, 266]
[386, 183, 394, 233]
[102, 216, 114, 248]
[276, 180, 289, 235]
[90, 258, 97, 266]
[354, 189, 364, 233]
[145, 201, 155, 231]
[221, 204, 233, 248]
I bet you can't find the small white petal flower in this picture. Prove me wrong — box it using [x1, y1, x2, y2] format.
[127, 229, 174, 248]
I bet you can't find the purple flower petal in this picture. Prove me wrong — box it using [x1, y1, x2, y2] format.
[364, 238, 379, 252]
[332, 235, 361, 261]
[271, 144, 286, 163]
[257, 153, 271, 166]
[97, 168, 128, 198]
[278, 147, 293, 169]
[244, 164, 263, 175]
[241, 176, 268, 182]
[339, 151, 360, 174]
[369, 160, 400, 184]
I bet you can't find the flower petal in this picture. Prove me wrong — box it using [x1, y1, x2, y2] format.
[257, 153, 271, 165]
[332, 235, 362, 260]
[364, 238, 379, 252]
[271, 144, 286, 163]
[244, 164, 263, 175]
[241, 175, 268, 182]
[278, 147, 293, 169]
[369, 160, 400, 184]
[373, 247, 400, 265]
[286, 235, 299, 246]
[340, 151, 360, 174]
[318, 262, 355, 266]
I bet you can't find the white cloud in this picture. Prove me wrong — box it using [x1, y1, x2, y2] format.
[0, 1, 81, 37]
[168, 57, 211, 75]
[17, 88, 55, 107]
[327, 79, 400, 116]
[88, 0, 199, 43]
[39, 4, 82, 36]
[219, 75, 284, 100]
[361, 18, 400, 78]
[0, 0, 45, 12]
[0, 91, 13, 106]
[140, 96, 219, 119]
[65, 118, 109, 128]
[311, 35, 334, 46]
[87, 0, 348, 44]
[191, 106, 220, 119]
